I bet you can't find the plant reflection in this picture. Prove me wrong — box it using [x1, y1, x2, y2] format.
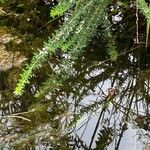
[0, 0, 150, 149]
[0, 47, 149, 149]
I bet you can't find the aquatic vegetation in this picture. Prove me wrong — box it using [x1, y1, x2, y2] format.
[0, 0, 150, 149]
[14, 0, 114, 96]
[138, 0, 150, 48]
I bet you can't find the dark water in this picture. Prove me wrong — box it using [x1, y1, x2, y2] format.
[0, 1, 150, 150]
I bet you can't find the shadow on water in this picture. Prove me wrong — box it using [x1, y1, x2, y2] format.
[0, 1, 150, 150]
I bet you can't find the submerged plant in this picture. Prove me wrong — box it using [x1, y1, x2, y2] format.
[1, 0, 149, 149]
[138, 0, 150, 48]
[14, 0, 114, 96]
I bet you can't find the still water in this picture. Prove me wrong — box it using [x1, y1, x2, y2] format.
[0, 1, 150, 149]
[0, 46, 149, 149]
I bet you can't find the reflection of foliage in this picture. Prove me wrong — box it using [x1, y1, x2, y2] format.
[70, 135, 89, 150]
[1, 0, 150, 149]
[95, 126, 113, 150]
[134, 115, 150, 130]
[0, 123, 71, 150]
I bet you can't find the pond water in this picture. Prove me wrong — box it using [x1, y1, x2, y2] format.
[0, 1, 150, 150]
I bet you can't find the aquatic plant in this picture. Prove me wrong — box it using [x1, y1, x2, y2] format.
[14, 0, 116, 96]
[1, 0, 150, 149]
[138, 0, 150, 48]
